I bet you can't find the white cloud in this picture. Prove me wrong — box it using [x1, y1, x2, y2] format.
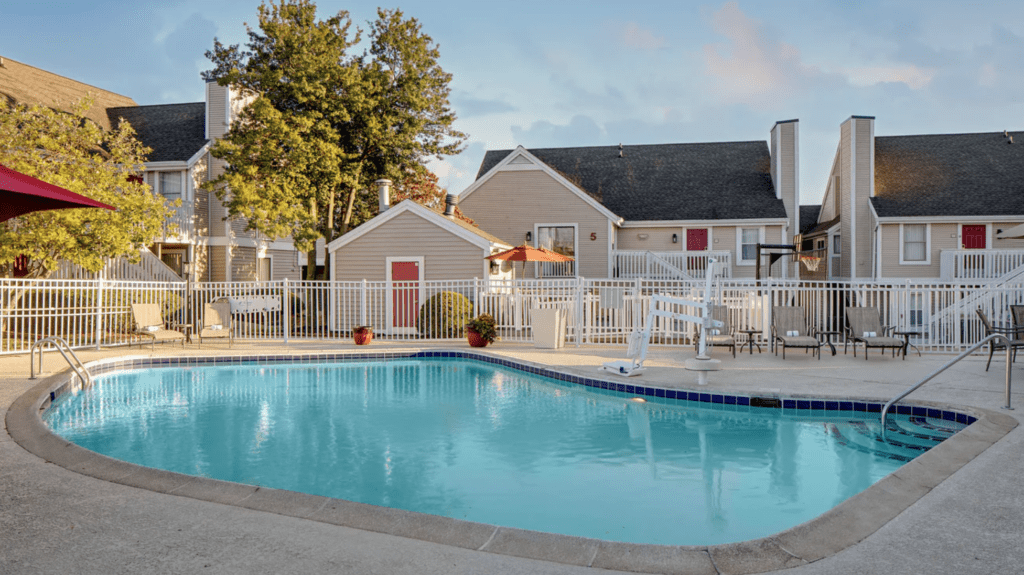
[843, 65, 935, 89]
[702, 2, 821, 107]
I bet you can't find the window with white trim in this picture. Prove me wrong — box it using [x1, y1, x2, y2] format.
[536, 225, 575, 277]
[159, 171, 182, 201]
[740, 228, 759, 262]
[902, 224, 927, 262]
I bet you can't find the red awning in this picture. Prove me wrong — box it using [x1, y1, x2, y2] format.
[0, 164, 116, 222]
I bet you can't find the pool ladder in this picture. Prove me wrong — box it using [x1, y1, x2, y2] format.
[881, 333, 1014, 439]
[29, 336, 92, 387]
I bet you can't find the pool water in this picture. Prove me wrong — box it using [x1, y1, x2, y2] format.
[44, 358, 962, 545]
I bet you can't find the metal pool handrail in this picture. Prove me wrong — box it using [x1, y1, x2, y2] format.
[29, 336, 92, 387]
[881, 333, 1014, 438]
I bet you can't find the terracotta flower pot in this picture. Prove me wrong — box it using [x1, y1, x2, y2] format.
[466, 328, 489, 348]
[353, 328, 373, 345]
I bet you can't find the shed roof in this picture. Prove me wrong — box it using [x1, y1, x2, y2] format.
[0, 55, 137, 131]
[476, 141, 786, 222]
[107, 103, 208, 163]
[872, 131, 1024, 218]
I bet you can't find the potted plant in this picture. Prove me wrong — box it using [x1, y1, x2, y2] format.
[465, 314, 497, 347]
[352, 325, 373, 345]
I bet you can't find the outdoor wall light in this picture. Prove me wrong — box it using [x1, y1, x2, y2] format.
[525, 231, 532, 243]
[672, 233, 679, 244]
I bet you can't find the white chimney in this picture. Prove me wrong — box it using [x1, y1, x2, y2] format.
[376, 179, 392, 212]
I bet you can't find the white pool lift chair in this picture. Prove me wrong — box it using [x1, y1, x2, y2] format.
[601, 260, 723, 377]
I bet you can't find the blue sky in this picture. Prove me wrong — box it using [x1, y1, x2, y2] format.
[4, 0, 1024, 205]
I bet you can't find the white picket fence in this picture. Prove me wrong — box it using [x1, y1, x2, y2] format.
[2, 276, 1022, 355]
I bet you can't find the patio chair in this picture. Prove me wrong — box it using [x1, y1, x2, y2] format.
[975, 309, 1024, 371]
[845, 306, 904, 360]
[131, 303, 185, 349]
[771, 306, 820, 360]
[199, 302, 233, 348]
[695, 304, 736, 358]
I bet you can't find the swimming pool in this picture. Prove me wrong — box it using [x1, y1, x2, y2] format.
[43, 354, 965, 546]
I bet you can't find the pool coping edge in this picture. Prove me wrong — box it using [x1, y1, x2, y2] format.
[7, 350, 1017, 575]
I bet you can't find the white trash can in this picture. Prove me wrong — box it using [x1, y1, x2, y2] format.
[532, 308, 566, 349]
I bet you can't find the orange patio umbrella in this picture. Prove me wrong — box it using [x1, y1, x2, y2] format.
[486, 244, 574, 280]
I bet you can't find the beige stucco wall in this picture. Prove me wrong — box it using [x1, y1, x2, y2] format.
[459, 170, 611, 278]
[332, 210, 489, 282]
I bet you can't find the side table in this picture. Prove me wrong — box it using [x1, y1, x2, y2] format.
[817, 330, 842, 356]
[893, 330, 922, 359]
[169, 323, 194, 344]
[739, 329, 762, 354]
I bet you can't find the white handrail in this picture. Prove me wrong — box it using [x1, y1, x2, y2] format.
[29, 336, 92, 387]
[880, 333, 1014, 438]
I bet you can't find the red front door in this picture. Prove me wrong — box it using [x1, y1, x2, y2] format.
[686, 229, 708, 273]
[962, 225, 986, 249]
[391, 261, 420, 329]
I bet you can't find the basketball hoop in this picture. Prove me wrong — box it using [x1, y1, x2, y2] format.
[799, 255, 822, 272]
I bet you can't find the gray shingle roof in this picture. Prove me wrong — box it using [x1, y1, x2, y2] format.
[799, 205, 821, 234]
[872, 131, 1024, 218]
[476, 142, 786, 221]
[107, 103, 208, 163]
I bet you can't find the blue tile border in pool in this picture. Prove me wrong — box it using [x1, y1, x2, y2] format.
[57, 350, 977, 427]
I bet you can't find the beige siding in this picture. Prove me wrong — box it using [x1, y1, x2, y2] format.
[206, 82, 228, 140]
[773, 122, 798, 246]
[995, 222, 1024, 250]
[268, 249, 301, 281]
[191, 156, 210, 236]
[880, 223, 957, 278]
[333, 210, 487, 281]
[231, 246, 258, 281]
[617, 227, 682, 251]
[839, 121, 853, 278]
[193, 244, 210, 282]
[854, 118, 873, 277]
[209, 245, 228, 282]
[460, 170, 610, 278]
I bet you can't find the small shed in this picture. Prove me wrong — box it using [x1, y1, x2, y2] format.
[327, 200, 512, 334]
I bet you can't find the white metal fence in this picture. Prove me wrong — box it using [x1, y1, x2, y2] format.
[940, 249, 1024, 281]
[2, 277, 1022, 355]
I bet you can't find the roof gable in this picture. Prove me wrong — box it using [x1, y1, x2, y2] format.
[471, 141, 786, 222]
[872, 131, 1024, 218]
[460, 146, 622, 222]
[327, 200, 511, 253]
[0, 56, 137, 131]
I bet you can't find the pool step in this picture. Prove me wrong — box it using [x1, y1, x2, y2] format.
[827, 417, 962, 462]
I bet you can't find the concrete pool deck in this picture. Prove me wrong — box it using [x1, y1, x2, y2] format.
[3, 341, 1023, 574]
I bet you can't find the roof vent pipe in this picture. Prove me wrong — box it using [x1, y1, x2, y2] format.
[376, 179, 392, 212]
[1009, 136, 1014, 144]
[444, 194, 457, 217]
[618, 143, 623, 158]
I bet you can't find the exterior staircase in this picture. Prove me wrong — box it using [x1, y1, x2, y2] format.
[54, 248, 184, 282]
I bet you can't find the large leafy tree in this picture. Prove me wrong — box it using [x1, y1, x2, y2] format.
[0, 98, 173, 278]
[204, 1, 465, 279]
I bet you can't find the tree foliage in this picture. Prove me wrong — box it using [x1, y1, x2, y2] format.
[203, 1, 466, 278]
[0, 98, 173, 278]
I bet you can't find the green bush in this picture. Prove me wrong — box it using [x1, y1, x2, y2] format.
[418, 291, 473, 338]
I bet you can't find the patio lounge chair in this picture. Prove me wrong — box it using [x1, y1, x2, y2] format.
[131, 303, 185, 349]
[199, 302, 233, 347]
[845, 306, 904, 359]
[771, 306, 820, 360]
[975, 309, 1024, 371]
[695, 304, 736, 358]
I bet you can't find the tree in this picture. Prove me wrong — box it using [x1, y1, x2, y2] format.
[0, 98, 173, 278]
[204, 1, 466, 279]
[390, 169, 475, 225]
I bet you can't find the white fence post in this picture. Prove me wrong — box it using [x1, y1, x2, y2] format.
[576, 276, 585, 347]
[94, 276, 104, 350]
[282, 278, 290, 344]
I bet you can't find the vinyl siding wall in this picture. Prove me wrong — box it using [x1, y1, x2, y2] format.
[268, 249, 300, 281]
[333, 210, 488, 281]
[617, 227, 682, 251]
[459, 170, 611, 278]
[879, 223, 956, 278]
[854, 119, 874, 278]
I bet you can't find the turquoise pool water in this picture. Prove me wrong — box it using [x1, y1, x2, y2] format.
[44, 358, 962, 545]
